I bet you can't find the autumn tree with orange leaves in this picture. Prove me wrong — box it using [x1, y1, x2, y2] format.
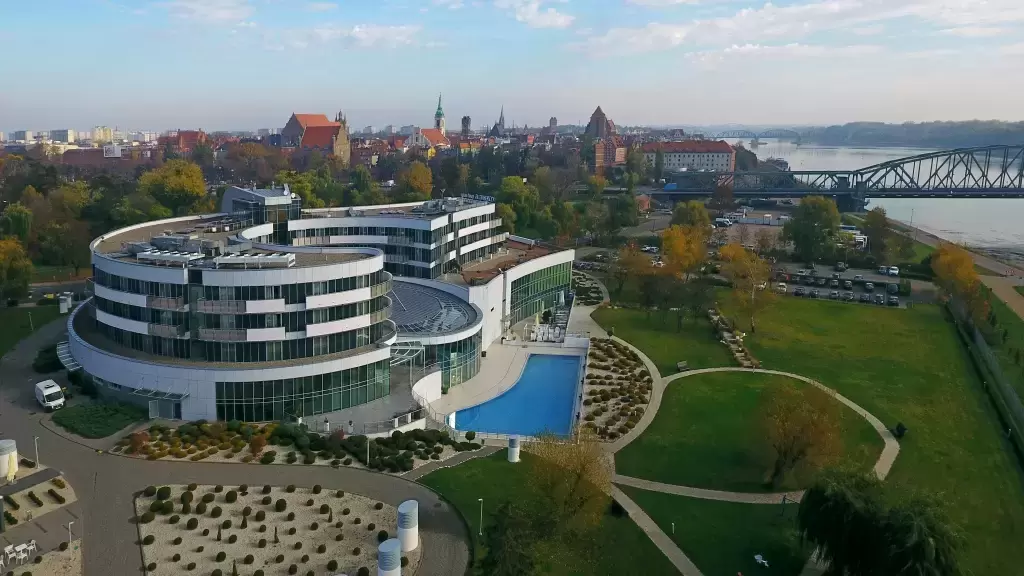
[720, 242, 775, 333]
[931, 242, 988, 326]
[760, 381, 843, 489]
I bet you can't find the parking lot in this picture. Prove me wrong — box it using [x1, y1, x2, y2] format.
[774, 264, 906, 308]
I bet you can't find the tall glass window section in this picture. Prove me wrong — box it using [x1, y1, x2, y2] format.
[424, 332, 481, 393]
[507, 262, 571, 327]
[214, 359, 390, 422]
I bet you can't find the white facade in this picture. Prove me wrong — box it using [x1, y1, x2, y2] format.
[12, 130, 32, 141]
[643, 150, 734, 171]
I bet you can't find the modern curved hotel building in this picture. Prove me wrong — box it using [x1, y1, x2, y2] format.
[67, 186, 574, 424]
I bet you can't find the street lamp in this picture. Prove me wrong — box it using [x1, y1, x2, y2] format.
[67, 521, 74, 545]
[32, 436, 40, 468]
[477, 498, 484, 536]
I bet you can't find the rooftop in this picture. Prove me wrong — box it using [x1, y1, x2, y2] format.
[641, 140, 734, 154]
[389, 281, 480, 337]
[301, 197, 491, 221]
[453, 240, 560, 286]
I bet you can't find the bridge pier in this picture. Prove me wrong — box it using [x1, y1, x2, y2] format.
[836, 195, 865, 213]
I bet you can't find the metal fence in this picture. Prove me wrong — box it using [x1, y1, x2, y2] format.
[949, 299, 1024, 454]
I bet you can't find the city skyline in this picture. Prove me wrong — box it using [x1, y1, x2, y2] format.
[3, 0, 1024, 131]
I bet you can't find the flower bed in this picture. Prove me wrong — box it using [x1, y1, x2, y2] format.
[135, 484, 420, 576]
[112, 421, 481, 475]
[582, 338, 652, 441]
[4, 476, 76, 525]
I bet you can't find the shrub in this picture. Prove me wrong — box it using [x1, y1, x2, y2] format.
[2, 495, 19, 510]
[430, 453, 440, 460]
[342, 508, 350, 515]
[186, 517, 199, 529]
[142, 535, 155, 545]
[287, 512, 296, 521]
[288, 527, 296, 535]
[201, 493, 215, 503]
[260, 452, 276, 465]
[310, 521, 319, 530]
[262, 485, 272, 494]
[227, 534, 237, 544]
[319, 504, 330, 514]
[401, 557, 409, 567]
[172, 553, 181, 561]
[140, 511, 155, 524]
[202, 529, 209, 537]
[211, 506, 222, 518]
[276, 499, 287, 512]
[288, 566, 297, 575]
[353, 518, 361, 525]
[377, 530, 389, 543]
[275, 554, 285, 563]
[161, 500, 174, 514]
[213, 485, 223, 493]
[312, 484, 322, 494]
[327, 560, 338, 571]
[242, 505, 252, 517]
[374, 502, 383, 510]
[335, 533, 344, 541]
[293, 542, 302, 550]
[305, 498, 314, 507]
[367, 522, 375, 531]
[352, 547, 361, 556]
[225, 490, 237, 503]
[261, 495, 272, 505]
[222, 519, 232, 529]
[173, 537, 182, 545]
[255, 510, 266, 521]
[464, 431, 476, 441]
[244, 555, 254, 565]
[258, 539, 267, 548]
[357, 568, 370, 576]
[143, 486, 157, 497]
[180, 491, 194, 504]
[59, 542, 68, 552]
[156, 486, 171, 500]
[195, 502, 207, 515]
[215, 551, 226, 562]
[147, 562, 156, 571]
[186, 562, 196, 570]
[343, 458, 352, 465]
[169, 514, 180, 524]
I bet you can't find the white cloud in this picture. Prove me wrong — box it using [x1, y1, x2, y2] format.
[164, 0, 252, 23]
[626, 0, 702, 5]
[685, 42, 883, 66]
[306, 2, 338, 11]
[851, 24, 883, 35]
[494, 0, 575, 29]
[937, 26, 1008, 37]
[268, 24, 422, 50]
[433, 0, 465, 8]
[999, 42, 1024, 55]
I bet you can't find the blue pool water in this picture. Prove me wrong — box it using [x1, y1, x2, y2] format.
[455, 354, 581, 437]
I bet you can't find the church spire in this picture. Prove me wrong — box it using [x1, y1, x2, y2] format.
[498, 105, 505, 132]
[434, 94, 446, 133]
[435, 94, 444, 118]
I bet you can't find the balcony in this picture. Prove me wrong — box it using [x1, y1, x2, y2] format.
[370, 305, 392, 324]
[149, 323, 188, 339]
[196, 328, 247, 342]
[193, 300, 246, 314]
[370, 273, 393, 298]
[148, 295, 187, 311]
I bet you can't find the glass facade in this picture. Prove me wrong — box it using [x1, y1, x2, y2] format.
[423, 332, 482, 392]
[214, 359, 390, 422]
[508, 262, 571, 327]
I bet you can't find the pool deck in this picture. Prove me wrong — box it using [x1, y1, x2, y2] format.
[429, 341, 585, 415]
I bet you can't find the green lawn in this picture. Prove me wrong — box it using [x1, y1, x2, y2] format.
[51, 402, 147, 438]
[1016, 286, 1024, 298]
[419, 449, 677, 576]
[715, 297, 1024, 574]
[621, 486, 808, 576]
[31, 264, 89, 284]
[591, 307, 734, 375]
[0, 306, 62, 356]
[986, 292, 1024, 400]
[616, 371, 883, 492]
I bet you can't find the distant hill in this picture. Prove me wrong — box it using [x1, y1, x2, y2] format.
[801, 121, 1024, 149]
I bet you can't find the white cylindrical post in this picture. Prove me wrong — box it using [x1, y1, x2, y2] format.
[397, 500, 419, 552]
[508, 436, 520, 463]
[377, 538, 402, 576]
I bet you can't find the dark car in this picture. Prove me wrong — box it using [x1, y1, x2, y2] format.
[843, 280, 853, 290]
[874, 293, 885, 305]
[817, 278, 828, 286]
[887, 283, 900, 294]
[888, 296, 900, 307]
[829, 290, 840, 300]
[810, 289, 820, 299]
[794, 286, 806, 296]
[843, 291, 855, 301]
[830, 279, 839, 288]
[859, 293, 871, 303]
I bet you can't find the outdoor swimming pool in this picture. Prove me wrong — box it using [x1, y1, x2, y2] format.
[454, 354, 582, 437]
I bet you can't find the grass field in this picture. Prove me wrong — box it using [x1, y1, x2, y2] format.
[986, 292, 1024, 400]
[1016, 286, 1024, 297]
[615, 371, 883, 492]
[621, 486, 807, 576]
[419, 449, 677, 576]
[51, 402, 147, 438]
[31, 265, 89, 284]
[0, 306, 62, 356]
[591, 307, 734, 375]
[716, 297, 1024, 574]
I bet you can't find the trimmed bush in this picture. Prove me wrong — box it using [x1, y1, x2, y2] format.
[202, 529, 209, 537]
[286, 485, 296, 493]
[288, 527, 296, 535]
[254, 572, 264, 576]
[59, 542, 68, 552]
[261, 495, 272, 505]
[225, 490, 237, 504]
[312, 484, 322, 494]
[143, 486, 157, 497]
[221, 519, 232, 529]
[255, 510, 266, 521]
[262, 485, 272, 494]
[142, 535, 155, 545]
[367, 522, 376, 531]
[319, 504, 330, 514]
[352, 547, 361, 556]
[181, 502, 191, 514]
[215, 551, 226, 562]
[147, 562, 156, 571]
[227, 534, 237, 544]
[214, 485, 223, 493]
[327, 560, 338, 571]
[287, 512, 295, 521]
[310, 521, 319, 530]
[335, 533, 344, 541]
[377, 530, 389, 543]
[201, 493, 215, 503]
[464, 431, 476, 441]
[335, 490, 345, 497]
[258, 539, 267, 549]
[140, 511, 155, 524]
[173, 537, 182, 545]
[238, 484, 248, 492]
[172, 553, 181, 561]
[288, 566, 298, 575]
[244, 555, 254, 565]
[293, 542, 302, 550]
[149, 501, 163, 513]
[211, 506, 222, 518]
[259, 524, 267, 532]
[186, 562, 196, 570]
[305, 498, 314, 507]
[196, 501, 207, 515]
[275, 554, 285, 564]
[169, 514, 180, 524]
[161, 500, 174, 514]
[401, 557, 409, 567]
[358, 567, 370, 576]
[353, 517, 361, 525]
[156, 486, 171, 500]
[186, 517, 199, 530]
[342, 508, 350, 515]
[275, 499, 287, 512]
[374, 502, 383, 510]
[212, 570, 222, 576]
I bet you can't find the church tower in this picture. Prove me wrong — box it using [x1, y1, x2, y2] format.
[333, 110, 351, 169]
[498, 105, 506, 133]
[434, 94, 446, 134]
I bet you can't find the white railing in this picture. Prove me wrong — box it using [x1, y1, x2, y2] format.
[571, 340, 590, 435]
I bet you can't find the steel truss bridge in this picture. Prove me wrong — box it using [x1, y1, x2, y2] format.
[709, 128, 802, 143]
[656, 145, 1024, 210]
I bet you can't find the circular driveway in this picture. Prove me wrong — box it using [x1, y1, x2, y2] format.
[0, 320, 469, 576]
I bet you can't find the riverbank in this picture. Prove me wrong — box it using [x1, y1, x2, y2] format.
[888, 218, 1023, 277]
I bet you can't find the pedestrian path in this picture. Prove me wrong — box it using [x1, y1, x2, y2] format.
[614, 474, 803, 505]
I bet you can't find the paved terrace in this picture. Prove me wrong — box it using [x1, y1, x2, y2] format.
[451, 240, 563, 286]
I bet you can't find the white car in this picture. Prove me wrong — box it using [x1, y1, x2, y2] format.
[888, 266, 900, 276]
[776, 283, 788, 293]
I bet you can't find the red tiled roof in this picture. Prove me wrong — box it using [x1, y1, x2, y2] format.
[293, 114, 335, 128]
[641, 140, 733, 154]
[300, 124, 341, 149]
[419, 128, 449, 147]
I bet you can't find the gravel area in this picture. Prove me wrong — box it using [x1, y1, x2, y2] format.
[11, 543, 83, 576]
[582, 337, 652, 442]
[4, 476, 77, 525]
[134, 484, 420, 576]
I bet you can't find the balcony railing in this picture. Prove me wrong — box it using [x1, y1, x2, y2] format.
[370, 305, 392, 324]
[196, 327, 247, 342]
[148, 323, 188, 339]
[148, 295, 187, 311]
[193, 300, 246, 314]
[370, 274, 393, 298]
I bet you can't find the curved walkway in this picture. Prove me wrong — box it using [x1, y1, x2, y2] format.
[0, 320, 470, 576]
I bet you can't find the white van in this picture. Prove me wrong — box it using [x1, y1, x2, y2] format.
[35, 380, 65, 411]
[714, 218, 733, 227]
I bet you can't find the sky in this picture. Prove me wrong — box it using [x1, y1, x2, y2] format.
[2, 0, 1024, 133]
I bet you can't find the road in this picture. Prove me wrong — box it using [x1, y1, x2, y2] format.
[0, 320, 470, 576]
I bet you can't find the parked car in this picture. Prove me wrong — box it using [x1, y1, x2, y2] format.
[874, 293, 885, 305]
[859, 293, 871, 303]
[878, 266, 888, 275]
[843, 291, 855, 301]
[835, 262, 847, 272]
[829, 290, 840, 300]
[817, 278, 828, 286]
[796, 269, 809, 276]
[854, 274, 864, 280]
[829, 279, 838, 288]
[831, 272, 841, 279]
[865, 282, 875, 292]
[794, 286, 806, 296]
[843, 280, 853, 290]
[887, 283, 899, 294]
[888, 266, 900, 276]
[810, 289, 821, 299]
[809, 269, 819, 277]
[776, 283, 788, 294]
[888, 296, 900, 307]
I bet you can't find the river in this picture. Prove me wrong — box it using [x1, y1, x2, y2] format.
[727, 139, 1024, 248]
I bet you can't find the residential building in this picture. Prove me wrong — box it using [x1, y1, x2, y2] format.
[12, 130, 33, 141]
[66, 190, 573, 421]
[399, 125, 416, 136]
[461, 116, 471, 137]
[407, 127, 449, 150]
[50, 129, 76, 143]
[641, 140, 735, 172]
[93, 126, 113, 143]
[0, 132, 5, 143]
[159, 129, 209, 155]
[593, 136, 626, 173]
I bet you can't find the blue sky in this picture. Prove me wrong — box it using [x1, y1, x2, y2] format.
[2, 0, 1023, 133]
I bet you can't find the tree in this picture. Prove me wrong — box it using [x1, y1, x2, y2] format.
[883, 233, 914, 265]
[495, 203, 517, 234]
[48, 181, 90, 221]
[653, 149, 665, 181]
[275, 170, 324, 208]
[932, 242, 987, 324]
[754, 228, 775, 254]
[496, 177, 541, 234]
[759, 382, 842, 488]
[439, 157, 461, 193]
[610, 243, 649, 297]
[479, 502, 538, 576]
[37, 221, 91, 274]
[709, 184, 734, 212]
[624, 148, 646, 179]
[671, 200, 710, 229]
[661, 224, 706, 279]
[862, 207, 890, 259]
[0, 239, 32, 302]
[720, 243, 774, 333]
[735, 224, 751, 246]
[455, 163, 470, 197]
[249, 434, 267, 458]
[0, 202, 32, 242]
[137, 159, 206, 215]
[783, 196, 840, 264]
[881, 495, 963, 576]
[191, 143, 215, 168]
[523, 430, 611, 535]
[394, 161, 433, 202]
[585, 175, 606, 199]
[604, 195, 639, 233]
